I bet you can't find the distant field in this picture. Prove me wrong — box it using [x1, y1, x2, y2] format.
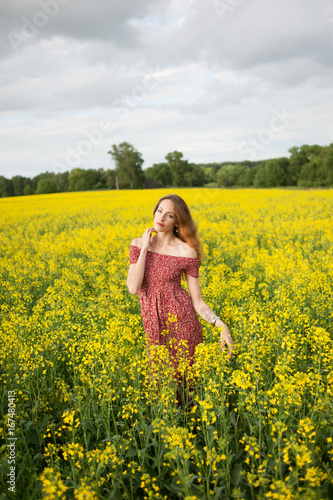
[0, 188, 332, 499]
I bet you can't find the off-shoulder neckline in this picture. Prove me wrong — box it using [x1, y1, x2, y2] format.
[130, 244, 199, 260]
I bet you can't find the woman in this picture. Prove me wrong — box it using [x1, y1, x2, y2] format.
[127, 194, 233, 400]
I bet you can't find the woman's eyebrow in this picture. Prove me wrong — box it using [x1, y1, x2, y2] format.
[159, 207, 175, 215]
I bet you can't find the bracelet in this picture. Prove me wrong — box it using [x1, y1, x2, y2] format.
[211, 316, 221, 326]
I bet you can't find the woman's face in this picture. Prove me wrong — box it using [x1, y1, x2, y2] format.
[154, 199, 177, 233]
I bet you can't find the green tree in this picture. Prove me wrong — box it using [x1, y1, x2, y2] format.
[165, 151, 188, 187]
[68, 168, 102, 191]
[92, 169, 108, 190]
[202, 166, 217, 184]
[12, 175, 30, 196]
[217, 164, 245, 187]
[288, 146, 307, 185]
[108, 142, 145, 189]
[253, 158, 289, 187]
[0, 176, 13, 197]
[31, 172, 56, 192]
[243, 165, 258, 186]
[265, 158, 289, 187]
[24, 185, 34, 195]
[237, 165, 252, 186]
[323, 143, 333, 186]
[288, 144, 325, 186]
[145, 162, 172, 187]
[102, 169, 117, 189]
[253, 162, 267, 187]
[36, 178, 58, 194]
[55, 171, 69, 192]
[296, 145, 325, 187]
[184, 163, 206, 187]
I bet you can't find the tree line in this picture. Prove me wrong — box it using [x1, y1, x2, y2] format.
[1, 142, 332, 197]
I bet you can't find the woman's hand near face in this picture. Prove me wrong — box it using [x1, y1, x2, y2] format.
[141, 227, 156, 251]
[127, 228, 155, 295]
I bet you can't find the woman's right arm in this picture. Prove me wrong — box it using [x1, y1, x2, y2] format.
[126, 228, 155, 295]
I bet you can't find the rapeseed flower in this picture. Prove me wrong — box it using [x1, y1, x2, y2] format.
[0, 188, 332, 498]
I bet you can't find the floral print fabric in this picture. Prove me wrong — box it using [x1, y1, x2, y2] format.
[129, 245, 203, 372]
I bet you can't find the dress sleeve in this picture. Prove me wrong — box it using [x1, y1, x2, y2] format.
[185, 258, 200, 278]
[129, 245, 140, 264]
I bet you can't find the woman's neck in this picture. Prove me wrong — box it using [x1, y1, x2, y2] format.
[152, 232, 179, 247]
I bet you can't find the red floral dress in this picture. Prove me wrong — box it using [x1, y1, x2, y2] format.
[129, 245, 203, 375]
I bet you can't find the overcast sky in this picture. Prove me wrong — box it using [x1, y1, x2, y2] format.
[0, 0, 332, 178]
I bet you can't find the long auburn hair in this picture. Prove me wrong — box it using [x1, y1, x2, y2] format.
[153, 194, 203, 265]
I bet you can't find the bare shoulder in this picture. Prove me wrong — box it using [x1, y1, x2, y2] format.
[178, 242, 198, 258]
[130, 237, 143, 248]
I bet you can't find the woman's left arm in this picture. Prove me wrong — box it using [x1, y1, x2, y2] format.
[186, 274, 234, 358]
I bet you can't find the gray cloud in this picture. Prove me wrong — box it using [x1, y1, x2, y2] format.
[0, 0, 332, 177]
[1, 0, 153, 51]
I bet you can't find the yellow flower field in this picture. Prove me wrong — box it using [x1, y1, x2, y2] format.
[0, 188, 332, 500]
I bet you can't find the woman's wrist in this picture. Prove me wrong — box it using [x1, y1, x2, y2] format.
[211, 315, 220, 326]
[214, 318, 226, 328]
